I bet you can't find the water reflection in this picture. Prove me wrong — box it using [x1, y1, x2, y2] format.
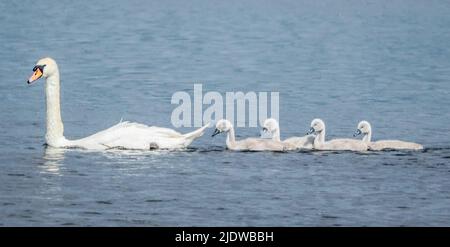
[41, 147, 65, 175]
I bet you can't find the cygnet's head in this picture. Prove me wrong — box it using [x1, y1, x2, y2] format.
[308, 118, 325, 134]
[262, 118, 279, 134]
[212, 119, 233, 137]
[354, 120, 371, 137]
[27, 57, 58, 84]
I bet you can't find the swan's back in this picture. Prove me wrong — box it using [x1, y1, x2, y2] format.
[369, 140, 423, 151]
[232, 138, 285, 151]
[283, 135, 315, 150]
[319, 138, 368, 151]
[71, 121, 202, 150]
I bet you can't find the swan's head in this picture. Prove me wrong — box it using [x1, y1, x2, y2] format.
[308, 118, 325, 134]
[27, 57, 58, 85]
[354, 120, 371, 137]
[212, 119, 233, 137]
[262, 118, 279, 134]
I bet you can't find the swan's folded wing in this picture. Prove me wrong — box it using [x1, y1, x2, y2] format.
[370, 140, 423, 150]
[244, 139, 285, 151]
[76, 121, 185, 149]
[326, 139, 368, 151]
[283, 135, 314, 148]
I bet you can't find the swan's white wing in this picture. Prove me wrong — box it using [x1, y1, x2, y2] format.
[72, 121, 187, 150]
[370, 140, 423, 150]
[323, 139, 368, 151]
[283, 135, 315, 149]
[232, 138, 285, 151]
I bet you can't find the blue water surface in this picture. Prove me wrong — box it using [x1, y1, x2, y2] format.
[1, 0, 450, 226]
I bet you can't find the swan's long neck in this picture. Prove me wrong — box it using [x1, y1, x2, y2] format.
[226, 127, 236, 148]
[314, 129, 325, 147]
[362, 130, 372, 143]
[272, 128, 281, 142]
[45, 72, 65, 146]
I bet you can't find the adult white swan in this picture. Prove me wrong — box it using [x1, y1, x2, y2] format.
[212, 119, 285, 151]
[27, 57, 209, 150]
[262, 118, 314, 150]
[307, 119, 368, 151]
[354, 121, 423, 151]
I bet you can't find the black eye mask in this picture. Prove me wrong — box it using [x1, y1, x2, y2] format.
[33, 65, 46, 72]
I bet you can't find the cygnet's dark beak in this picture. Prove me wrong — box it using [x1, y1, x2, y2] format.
[262, 127, 268, 133]
[307, 127, 315, 135]
[353, 129, 362, 137]
[211, 128, 221, 137]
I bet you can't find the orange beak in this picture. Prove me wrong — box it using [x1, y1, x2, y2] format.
[27, 67, 43, 84]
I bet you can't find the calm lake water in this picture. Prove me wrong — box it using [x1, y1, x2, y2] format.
[1, 0, 450, 226]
